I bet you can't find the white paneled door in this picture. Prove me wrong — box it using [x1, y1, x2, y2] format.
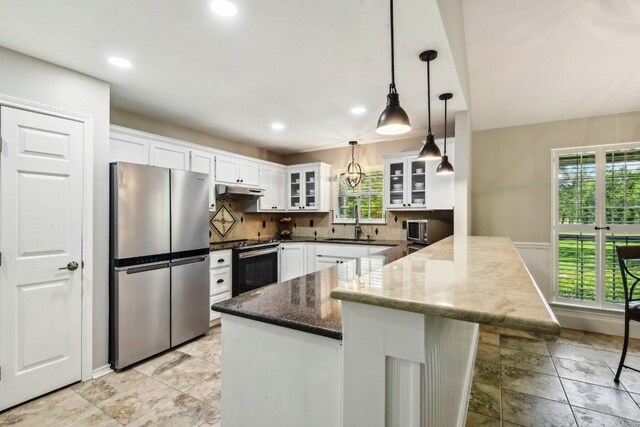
[0, 107, 84, 410]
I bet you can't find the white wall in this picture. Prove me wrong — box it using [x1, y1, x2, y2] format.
[0, 46, 111, 369]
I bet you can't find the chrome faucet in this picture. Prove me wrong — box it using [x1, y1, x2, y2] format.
[354, 204, 362, 240]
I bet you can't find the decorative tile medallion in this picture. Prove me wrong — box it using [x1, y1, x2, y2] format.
[210, 203, 238, 238]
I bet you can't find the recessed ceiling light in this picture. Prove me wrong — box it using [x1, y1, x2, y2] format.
[107, 56, 132, 69]
[350, 106, 367, 115]
[210, 0, 237, 17]
[271, 122, 285, 131]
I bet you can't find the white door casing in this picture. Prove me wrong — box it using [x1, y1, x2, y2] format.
[0, 107, 84, 410]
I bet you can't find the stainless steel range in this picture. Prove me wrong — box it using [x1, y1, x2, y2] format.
[230, 239, 280, 296]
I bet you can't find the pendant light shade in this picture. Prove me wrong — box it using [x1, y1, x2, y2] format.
[340, 141, 365, 188]
[417, 50, 441, 160]
[376, 0, 411, 135]
[436, 93, 454, 175]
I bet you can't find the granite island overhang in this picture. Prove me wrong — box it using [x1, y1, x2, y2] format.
[211, 236, 559, 426]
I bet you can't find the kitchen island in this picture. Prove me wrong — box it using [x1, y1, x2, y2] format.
[212, 236, 559, 427]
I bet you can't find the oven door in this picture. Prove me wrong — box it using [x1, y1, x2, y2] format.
[233, 246, 279, 296]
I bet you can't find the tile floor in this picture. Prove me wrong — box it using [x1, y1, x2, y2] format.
[0, 326, 222, 426]
[2, 324, 640, 426]
[467, 325, 640, 426]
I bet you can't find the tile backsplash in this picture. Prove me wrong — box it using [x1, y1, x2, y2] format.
[209, 202, 453, 243]
[209, 201, 280, 242]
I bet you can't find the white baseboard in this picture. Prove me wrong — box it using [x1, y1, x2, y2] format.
[551, 304, 640, 339]
[92, 364, 113, 379]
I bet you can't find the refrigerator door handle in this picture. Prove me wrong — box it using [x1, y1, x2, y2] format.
[117, 262, 171, 274]
[170, 256, 208, 267]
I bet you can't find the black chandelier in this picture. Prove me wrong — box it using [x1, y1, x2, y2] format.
[340, 141, 365, 188]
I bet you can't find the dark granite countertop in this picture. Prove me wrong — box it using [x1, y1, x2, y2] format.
[209, 236, 402, 251]
[211, 240, 410, 340]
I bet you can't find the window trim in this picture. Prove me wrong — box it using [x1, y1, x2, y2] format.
[333, 166, 386, 225]
[551, 141, 640, 309]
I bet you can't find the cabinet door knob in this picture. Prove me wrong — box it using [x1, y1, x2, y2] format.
[217, 279, 224, 283]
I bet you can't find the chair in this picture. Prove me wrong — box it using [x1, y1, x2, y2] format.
[614, 245, 640, 383]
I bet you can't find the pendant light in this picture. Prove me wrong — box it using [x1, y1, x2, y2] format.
[436, 93, 454, 175]
[340, 141, 365, 188]
[417, 50, 441, 160]
[376, 0, 411, 135]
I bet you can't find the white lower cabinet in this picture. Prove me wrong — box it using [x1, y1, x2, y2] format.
[279, 243, 305, 282]
[209, 250, 232, 321]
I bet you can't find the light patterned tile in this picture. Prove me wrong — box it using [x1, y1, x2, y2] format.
[501, 366, 567, 403]
[598, 350, 640, 371]
[632, 393, 640, 407]
[53, 405, 119, 427]
[618, 368, 640, 394]
[134, 350, 192, 378]
[178, 334, 220, 364]
[185, 369, 222, 404]
[500, 347, 556, 375]
[465, 411, 501, 427]
[561, 378, 640, 420]
[553, 357, 619, 389]
[127, 393, 218, 427]
[573, 406, 640, 427]
[155, 356, 219, 392]
[0, 389, 98, 427]
[500, 335, 549, 356]
[468, 382, 501, 419]
[547, 342, 606, 365]
[72, 368, 149, 404]
[501, 390, 576, 427]
[96, 376, 175, 424]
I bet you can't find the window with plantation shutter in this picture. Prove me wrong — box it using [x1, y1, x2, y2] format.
[553, 144, 640, 308]
[335, 168, 385, 223]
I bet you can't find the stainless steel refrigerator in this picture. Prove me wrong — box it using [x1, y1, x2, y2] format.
[109, 162, 210, 370]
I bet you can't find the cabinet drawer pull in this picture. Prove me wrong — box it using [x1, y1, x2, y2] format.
[217, 258, 225, 263]
[217, 279, 224, 283]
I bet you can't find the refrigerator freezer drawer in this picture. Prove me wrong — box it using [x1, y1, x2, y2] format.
[171, 169, 210, 254]
[171, 256, 210, 346]
[111, 265, 171, 370]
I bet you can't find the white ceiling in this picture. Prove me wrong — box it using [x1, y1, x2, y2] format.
[463, 0, 640, 131]
[0, 0, 466, 154]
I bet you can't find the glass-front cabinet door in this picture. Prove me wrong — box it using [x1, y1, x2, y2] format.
[408, 157, 427, 208]
[288, 170, 302, 210]
[303, 168, 319, 210]
[387, 160, 405, 208]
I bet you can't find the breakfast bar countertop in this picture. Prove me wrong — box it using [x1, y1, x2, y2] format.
[331, 236, 561, 335]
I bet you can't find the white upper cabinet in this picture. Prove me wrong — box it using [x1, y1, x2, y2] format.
[190, 150, 216, 209]
[215, 155, 238, 184]
[383, 141, 454, 211]
[215, 155, 260, 187]
[254, 166, 286, 211]
[286, 163, 331, 212]
[110, 133, 150, 165]
[238, 161, 260, 187]
[149, 141, 190, 170]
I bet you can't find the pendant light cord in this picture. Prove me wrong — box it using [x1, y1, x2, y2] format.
[389, 0, 396, 93]
[427, 58, 432, 134]
[443, 96, 447, 155]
